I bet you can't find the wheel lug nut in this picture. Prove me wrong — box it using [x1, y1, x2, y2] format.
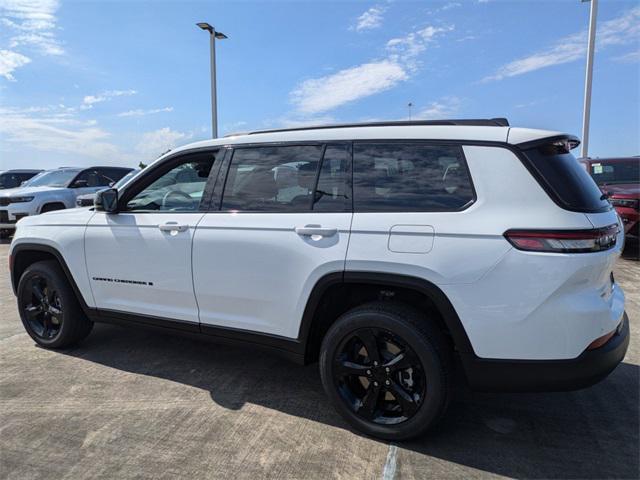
[373, 361, 378, 366]
[373, 381, 379, 386]
[385, 380, 390, 386]
[385, 367, 390, 373]
[366, 370, 371, 376]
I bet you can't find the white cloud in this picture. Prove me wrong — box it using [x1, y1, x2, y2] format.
[291, 23, 453, 114]
[386, 25, 453, 70]
[352, 5, 386, 32]
[413, 96, 461, 120]
[440, 2, 461, 11]
[0, 49, 30, 80]
[0, 0, 64, 56]
[484, 6, 640, 81]
[82, 89, 138, 108]
[613, 50, 640, 63]
[0, 107, 119, 159]
[291, 61, 408, 115]
[117, 107, 173, 117]
[135, 127, 192, 159]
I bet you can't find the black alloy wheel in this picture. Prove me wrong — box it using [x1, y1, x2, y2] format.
[17, 260, 93, 348]
[22, 274, 64, 340]
[334, 327, 426, 425]
[320, 302, 452, 440]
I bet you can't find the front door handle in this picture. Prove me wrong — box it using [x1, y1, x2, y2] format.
[159, 221, 189, 233]
[295, 225, 338, 237]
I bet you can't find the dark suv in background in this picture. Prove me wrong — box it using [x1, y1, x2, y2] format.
[0, 170, 43, 190]
[581, 157, 640, 239]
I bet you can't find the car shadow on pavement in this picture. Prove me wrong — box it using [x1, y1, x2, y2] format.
[59, 322, 640, 479]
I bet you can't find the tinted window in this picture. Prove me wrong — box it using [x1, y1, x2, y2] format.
[523, 145, 609, 212]
[98, 168, 131, 185]
[588, 159, 640, 185]
[126, 155, 215, 212]
[353, 143, 474, 212]
[221, 145, 323, 212]
[72, 169, 116, 187]
[0, 173, 23, 188]
[313, 145, 350, 212]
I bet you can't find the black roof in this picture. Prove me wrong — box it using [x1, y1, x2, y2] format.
[241, 118, 510, 136]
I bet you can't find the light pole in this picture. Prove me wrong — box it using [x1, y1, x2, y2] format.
[197, 22, 227, 138]
[580, 0, 598, 159]
[407, 102, 413, 121]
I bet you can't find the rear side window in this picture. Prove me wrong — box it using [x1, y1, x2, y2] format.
[522, 144, 610, 213]
[353, 143, 474, 212]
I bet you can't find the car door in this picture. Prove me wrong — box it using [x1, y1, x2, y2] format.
[193, 143, 352, 338]
[85, 150, 220, 324]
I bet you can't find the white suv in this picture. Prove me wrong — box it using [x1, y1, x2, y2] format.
[0, 166, 133, 238]
[8, 120, 629, 440]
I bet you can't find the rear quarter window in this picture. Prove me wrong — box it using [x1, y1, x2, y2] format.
[521, 144, 610, 213]
[353, 143, 475, 212]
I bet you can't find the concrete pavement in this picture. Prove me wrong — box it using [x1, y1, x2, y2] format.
[1, 240, 638, 479]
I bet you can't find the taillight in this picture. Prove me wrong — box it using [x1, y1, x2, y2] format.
[504, 224, 619, 253]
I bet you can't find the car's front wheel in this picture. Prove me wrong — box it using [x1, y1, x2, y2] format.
[17, 260, 93, 348]
[319, 302, 452, 440]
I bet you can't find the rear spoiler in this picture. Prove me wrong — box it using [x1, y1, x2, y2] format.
[516, 135, 581, 153]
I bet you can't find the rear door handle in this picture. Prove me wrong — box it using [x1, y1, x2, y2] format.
[295, 225, 338, 237]
[159, 221, 189, 233]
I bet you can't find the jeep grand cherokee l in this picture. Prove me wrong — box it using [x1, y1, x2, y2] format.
[8, 119, 628, 440]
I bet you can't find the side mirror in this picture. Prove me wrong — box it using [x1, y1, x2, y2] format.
[95, 188, 118, 213]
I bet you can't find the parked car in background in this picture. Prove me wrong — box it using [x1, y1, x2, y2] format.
[0, 166, 132, 238]
[581, 157, 640, 238]
[75, 169, 140, 207]
[0, 170, 43, 190]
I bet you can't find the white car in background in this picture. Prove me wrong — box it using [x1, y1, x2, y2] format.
[0, 166, 132, 238]
[75, 169, 141, 207]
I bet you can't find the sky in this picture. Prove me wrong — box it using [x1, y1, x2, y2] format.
[0, 0, 638, 170]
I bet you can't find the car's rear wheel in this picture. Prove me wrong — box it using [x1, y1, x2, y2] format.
[319, 302, 452, 440]
[17, 260, 93, 348]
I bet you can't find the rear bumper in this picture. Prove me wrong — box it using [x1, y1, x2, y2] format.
[461, 312, 629, 392]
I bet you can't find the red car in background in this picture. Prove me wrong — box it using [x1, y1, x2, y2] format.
[580, 157, 640, 239]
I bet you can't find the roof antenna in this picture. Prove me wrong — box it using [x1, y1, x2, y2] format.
[407, 102, 413, 121]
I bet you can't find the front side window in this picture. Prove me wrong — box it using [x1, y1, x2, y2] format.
[71, 169, 120, 188]
[125, 155, 215, 212]
[353, 143, 474, 212]
[221, 145, 323, 212]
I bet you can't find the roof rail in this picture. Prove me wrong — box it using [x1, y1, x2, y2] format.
[241, 118, 509, 136]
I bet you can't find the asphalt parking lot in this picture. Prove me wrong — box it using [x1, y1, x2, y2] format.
[1, 239, 638, 480]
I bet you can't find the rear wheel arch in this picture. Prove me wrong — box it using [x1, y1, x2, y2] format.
[298, 271, 474, 364]
[11, 244, 91, 312]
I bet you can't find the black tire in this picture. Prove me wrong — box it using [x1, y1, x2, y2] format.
[40, 203, 66, 213]
[319, 302, 452, 440]
[17, 260, 93, 349]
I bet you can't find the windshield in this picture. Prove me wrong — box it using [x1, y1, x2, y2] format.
[589, 159, 640, 185]
[25, 169, 80, 187]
